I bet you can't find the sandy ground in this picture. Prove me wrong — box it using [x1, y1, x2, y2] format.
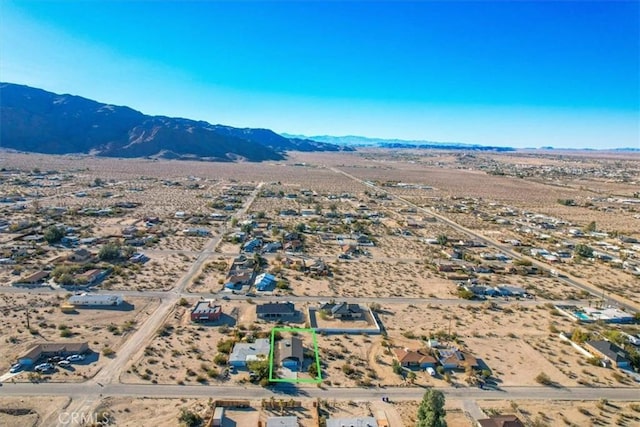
[0, 293, 159, 381]
[0, 396, 71, 427]
[1, 151, 640, 426]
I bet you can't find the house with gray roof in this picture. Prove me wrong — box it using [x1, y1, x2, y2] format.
[319, 302, 364, 320]
[278, 337, 304, 371]
[585, 340, 631, 368]
[256, 302, 296, 320]
[229, 338, 270, 368]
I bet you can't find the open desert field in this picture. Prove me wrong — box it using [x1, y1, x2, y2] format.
[0, 396, 71, 427]
[0, 292, 159, 381]
[0, 150, 639, 427]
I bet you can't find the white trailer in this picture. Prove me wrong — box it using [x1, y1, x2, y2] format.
[68, 293, 123, 306]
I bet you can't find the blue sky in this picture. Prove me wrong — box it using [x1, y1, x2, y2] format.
[1, 1, 638, 149]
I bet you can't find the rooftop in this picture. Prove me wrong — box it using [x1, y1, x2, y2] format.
[191, 300, 221, 315]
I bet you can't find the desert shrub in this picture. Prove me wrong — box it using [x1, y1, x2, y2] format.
[535, 372, 552, 385]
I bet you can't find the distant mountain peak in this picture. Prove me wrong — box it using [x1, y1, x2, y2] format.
[0, 83, 348, 161]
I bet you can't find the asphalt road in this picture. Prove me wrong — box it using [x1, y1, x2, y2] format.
[0, 285, 573, 307]
[1, 381, 638, 402]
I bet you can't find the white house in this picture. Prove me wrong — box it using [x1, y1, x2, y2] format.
[68, 293, 123, 307]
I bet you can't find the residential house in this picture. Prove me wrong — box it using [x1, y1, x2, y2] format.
[477, 415, 525, 427]
[495, 285, 527, 298]
[283, 232, 301, 242]
[584, 340, 631, 368]
[254, 273, 277, 292]
[190, 301, 222, 322]
[61, 235, 80, 247]
[68, 293, 123, 307]
[284, 240, 303, 252]
[67, 248, 93, 263]
[319, 302, 364, 320]
[262, 242, 282, 253]
[308, 259, 329, 276]
[437, 349, 478, 370]
[464, 285, 499, 298]
[183, 228, 210, 237]
[210, 213, 228, 221]
[129, 253, 149, 263]
[256, 302, 296, 320]
[278, 337, 304, 371]
[74, 269, 109, 286]
[14, 271, 50, 286]
[225, 272, 253, 289]
[341, 244, 358, 256]
[18, 342, 89, 367]
[229, 338, 271, 368]
[242, 238, 262, 253]
[356, 234, 374, 246]
[394, 348, 437, 369]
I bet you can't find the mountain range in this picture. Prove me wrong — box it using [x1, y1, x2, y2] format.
[0, 83, 350, 162]
[282, 133, 516, 151]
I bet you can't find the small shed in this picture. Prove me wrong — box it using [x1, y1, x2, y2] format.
[212, 407, 225, 427]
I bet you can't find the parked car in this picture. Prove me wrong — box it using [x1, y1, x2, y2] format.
[9, 363, 22, 373]
[35, 363, 54, 373]
[426, 367, 436, 377]
[58, 360, 71, 367]
[66, 354, 85, 362]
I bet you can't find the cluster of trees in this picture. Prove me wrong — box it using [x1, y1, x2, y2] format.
[416, 389, 446, 427]
[574, 243, 594, 259]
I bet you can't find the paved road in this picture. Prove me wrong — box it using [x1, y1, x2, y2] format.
[0, 285, 572, 307]
[1, 381, 638, 402]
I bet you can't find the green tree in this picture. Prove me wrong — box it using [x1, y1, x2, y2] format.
[44, 226, 65, 244]
[416, 389, 446, 427]
[574, 244, 594, 259]
[247, 359, 270, 382]
[392, 360, 403, 375]
[308, 361, 319, 377]
[99, 243, 122, 261]
[457, 288, 474, 300]
[178, 408, 203, 427]
[571, 327, 590, 343]
[436, 234, 448, 246]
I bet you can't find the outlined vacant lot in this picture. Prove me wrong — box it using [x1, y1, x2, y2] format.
[268, 327, 322, 384]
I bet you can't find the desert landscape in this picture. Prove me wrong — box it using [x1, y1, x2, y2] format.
[0, 149, 639, 427]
